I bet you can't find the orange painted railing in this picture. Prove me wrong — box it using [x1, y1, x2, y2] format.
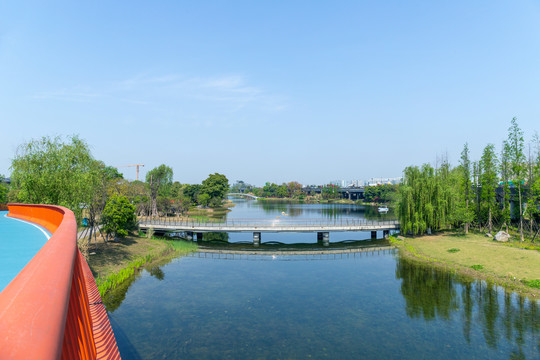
[0, 204, 121, 359]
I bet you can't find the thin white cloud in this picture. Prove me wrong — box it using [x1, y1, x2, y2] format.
[33, 88, 103, 102]
[32, 73, 287, 114]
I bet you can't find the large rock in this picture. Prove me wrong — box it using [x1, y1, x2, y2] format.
[494, 231, 510, 242]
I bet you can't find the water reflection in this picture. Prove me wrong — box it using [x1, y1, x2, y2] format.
[108, 248, 540, 359]
[396, 257, 539, 357]
[396, 257, 459, 320]
[103, 252, 179, 311]
[227, 199, 395, 221]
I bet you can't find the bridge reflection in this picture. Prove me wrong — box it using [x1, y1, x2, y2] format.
[193, 238, 393, 256]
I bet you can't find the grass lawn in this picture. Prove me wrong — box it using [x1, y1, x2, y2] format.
[393, 232, 540, 297]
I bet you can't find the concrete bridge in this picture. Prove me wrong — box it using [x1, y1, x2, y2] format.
[228, 193, 260, 199]
[139, 218, 400, 246]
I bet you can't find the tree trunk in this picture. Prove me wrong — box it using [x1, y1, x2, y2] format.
[518, 184, 524, 242]
[151, 197, 158, 218]
[488, 207, 492, 234]
[465, 199, 469, 234]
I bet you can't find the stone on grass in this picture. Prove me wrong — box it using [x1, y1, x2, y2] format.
[486, 233, 492, 238]
[494, 231, 510, 242]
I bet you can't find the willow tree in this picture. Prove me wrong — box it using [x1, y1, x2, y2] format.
[10, 135, 100, 221]
[146, 164, 173, 217]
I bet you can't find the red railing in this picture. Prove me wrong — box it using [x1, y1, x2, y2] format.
[0, 204, 120, 359]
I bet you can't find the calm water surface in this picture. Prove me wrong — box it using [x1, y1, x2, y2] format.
[108, 200, 539, 359]
[207, 198, 397, 244]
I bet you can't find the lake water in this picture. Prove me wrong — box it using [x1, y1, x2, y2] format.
[199, 198, 398, 245]
[108, 199, 539, 359]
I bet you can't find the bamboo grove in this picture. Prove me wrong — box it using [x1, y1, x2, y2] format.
[399, 118, 540, 240]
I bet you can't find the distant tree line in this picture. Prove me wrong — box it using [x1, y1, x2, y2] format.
[4, 135, 229, 239]
[231, 181, 304, 199]
[399, 118, 540, 241]
[363, 184, 398, 203]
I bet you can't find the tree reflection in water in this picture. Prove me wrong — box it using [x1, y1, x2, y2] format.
[396, 257, 539, 357]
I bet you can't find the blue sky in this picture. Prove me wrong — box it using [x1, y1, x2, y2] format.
[1, 1, 540, 186]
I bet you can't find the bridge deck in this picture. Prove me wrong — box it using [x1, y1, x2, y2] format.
[139, 218, 400, 233]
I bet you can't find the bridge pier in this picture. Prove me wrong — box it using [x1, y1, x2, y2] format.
[253, 232, 261, 247]
[317, 232, 329, 247]
[383, 230, 390, 239]
[371, 231, 377, 239]
[186, 231, 194, 241]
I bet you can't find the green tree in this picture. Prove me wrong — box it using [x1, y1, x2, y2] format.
[10, 135, 101, 221]
[183, 184, 202, 204]
[459, 143, 473, 234]
[103, 166, 124, 180]
[500, 141, 511, 232]
[479, 144, 499, 234]
[398, 162, 459, 235]
[146, 164, 173, 217]
[170, 181, 183, 198]
[286, 181, 303, 198]
[507, 117, 526, 241]
[125, 180, 150, 216]
[321, 184, 340, 200]
[276, 184, 289, 198]
[101, 194, 137, 239]
[525, 133, 540, 239]
[262, 182, 278, 197]
[197, 193, 211, 207]
[0, 174, 9, 203]
[364, 186, 378, 202]
[201, 173, 229, 207]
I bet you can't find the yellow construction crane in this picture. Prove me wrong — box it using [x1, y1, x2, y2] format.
[115, 164, 145, 181]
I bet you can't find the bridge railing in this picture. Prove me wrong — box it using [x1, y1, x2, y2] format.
[1, 204, 120, 359]
[138, 216, 399, 228]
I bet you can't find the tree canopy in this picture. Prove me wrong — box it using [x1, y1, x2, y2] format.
[101, 194, 137, 239]
[201, 173, 229, 207]
[10, 135, 101, 220]
[146, 164, 173, 216]
[398, 117, 540, 239]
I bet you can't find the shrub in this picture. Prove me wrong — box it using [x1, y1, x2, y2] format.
[101, 194, 137, 239]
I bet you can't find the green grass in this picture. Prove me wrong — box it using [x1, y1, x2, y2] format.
[158, 237, 198, 253]
[393, 232, 540, 295]
[96, 254, 153, 295]
[87, 235, 198, 296]
[523, 279, 540, 289]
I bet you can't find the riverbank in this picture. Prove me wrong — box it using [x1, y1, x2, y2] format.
[186, 201, 234, 219]
[83, 234, 197, 296]
[391, 232, 540, 298]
